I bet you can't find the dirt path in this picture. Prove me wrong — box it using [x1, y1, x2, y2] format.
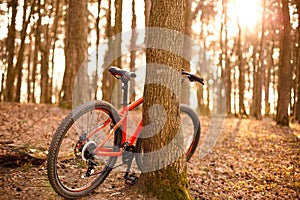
[0, 103, 299, 199]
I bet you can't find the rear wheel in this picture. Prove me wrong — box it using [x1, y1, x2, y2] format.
[135, 104, 200, 171]
[47, 100, 121, 199]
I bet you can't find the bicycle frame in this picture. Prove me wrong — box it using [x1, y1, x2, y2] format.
[85, 79, 144, 157]
[81, 68, 204, 158]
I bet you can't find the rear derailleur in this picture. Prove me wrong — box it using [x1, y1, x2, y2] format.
[80, 140, 98, 178]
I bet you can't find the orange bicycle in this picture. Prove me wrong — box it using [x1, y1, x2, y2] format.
[47, 66, 204, 199]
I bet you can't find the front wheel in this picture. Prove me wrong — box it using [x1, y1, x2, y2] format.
[135, 104, 201, 171]
[47, 100, 122, 199]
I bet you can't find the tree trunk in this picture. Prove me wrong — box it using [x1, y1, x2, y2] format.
[101, 0, 116, 102]
[111, 0, 122, 108]
[30, 20, 39, 103]
[220, 0, 231, 115]
[181, 0, 193, 105]
[236, 24, 247, 117]
[4, 0, 18, 102]
[295, 1, 300, 123]
[15, 0, 35, 103]
[138, 0, 191, 199]
[49, 0, 62, 104]
[260, 0, 267, 118]
[38, 2, 50, 104]
[276, 0, 292, 126]
[60, 0, 88, 108]
[14, 0, 29, 103]
[129, 0, 137, 103]
[251, 39, 260, 118]
[94, 0, 102, 100]
[27, 34, 32, 103]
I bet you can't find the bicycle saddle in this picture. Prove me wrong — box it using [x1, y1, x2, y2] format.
[108, 66, 136, 80]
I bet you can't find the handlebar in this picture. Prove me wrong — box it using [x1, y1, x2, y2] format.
[108, 66, 204, 85]
[181, 70, 204, 85]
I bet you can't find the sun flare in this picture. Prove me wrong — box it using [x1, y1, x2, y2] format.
[229, 0, 262, 29]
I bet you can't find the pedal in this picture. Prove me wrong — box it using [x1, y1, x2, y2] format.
[124, 172, 138, 185]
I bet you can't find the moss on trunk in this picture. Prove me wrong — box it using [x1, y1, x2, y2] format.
[138, 159, 192, 200]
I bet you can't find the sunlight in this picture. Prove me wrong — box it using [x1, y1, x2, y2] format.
[235, 0, 261, 28]
[229, 0, 262, 29]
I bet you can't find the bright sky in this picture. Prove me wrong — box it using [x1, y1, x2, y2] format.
[227, 0, 262, 35]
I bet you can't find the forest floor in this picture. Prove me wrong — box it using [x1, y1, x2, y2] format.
[0, 102, 299, 200]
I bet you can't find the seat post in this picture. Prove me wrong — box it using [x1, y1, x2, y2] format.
[121, 78, 129, 106]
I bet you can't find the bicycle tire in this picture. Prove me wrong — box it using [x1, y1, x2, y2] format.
[47, 100, 122, 199]
[135, 104, 201, 171]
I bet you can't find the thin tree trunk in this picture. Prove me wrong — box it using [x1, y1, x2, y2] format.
[250, 38, 260, 118]
[49, 0, 62, 104]
[14, 0, 29, 102]
[111, 0, 122, 108]
[101, 0, 115, 102]
[276, 0, 292, 126]
[265, 56, 271, 116]
[4, 0, 18, 102]
[181, 0, 193, 105]
[0, 71, 5, 101]
[27, 34, 32, 103]
[40, 1, 56, 104]
[260, 0, 267, 118]
[94, 0, 102, 100]
[197, 21, 209, 115]
[15, 0, 35, 103]
[295, 1, 300, 122]
[129, 0, 137, 103]
[236, 24, 247, 117]
[220, 0, 231, 115]
[30, 29, 39, 103]
[28, 2, 41, 103]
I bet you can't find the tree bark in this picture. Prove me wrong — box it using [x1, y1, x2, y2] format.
[220, 0, 232, 115]
[27, 34, 32, 103]
[49, 0, 62, 104]
[111, 0, 122, 108]
[94, 0, 102, 100]
[4, 0, 18, 102]
[38, 3, 49, 104]
[14, 0, 29, 103]
[101, 0, 116, 102]
[295, 1, 300, 123]
[138, 0, 191, 199]
[259, 0, 267, 118]
[236, 24, 247, 117]
[30, 15, 40, 103]
[276, 0, 292, 126]
[60, 0, 88, 108]
[129, 0, 137, 103]
[250, 38, 260, 118]
[181, 0, 193, 105]
[15, 0, 35, 103]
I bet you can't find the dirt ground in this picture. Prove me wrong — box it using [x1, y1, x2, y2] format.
[0, 102, 299, 199]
